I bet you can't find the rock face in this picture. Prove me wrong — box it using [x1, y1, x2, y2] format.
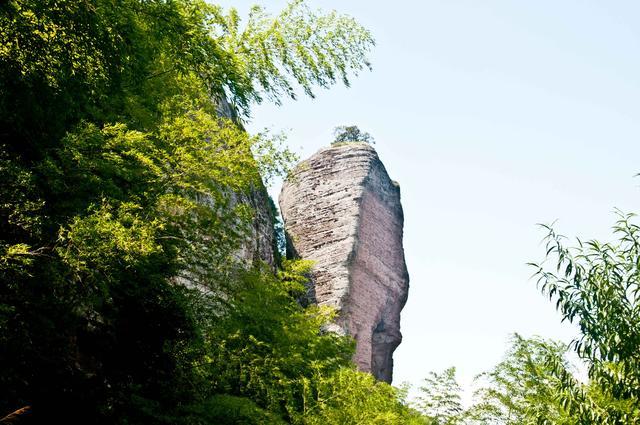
[214, 95, 277, 267]
[279, 143, 409, 382]
[234, 186, 277, 267]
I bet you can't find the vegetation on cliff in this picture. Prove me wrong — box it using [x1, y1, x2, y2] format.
[1, 0, 639, 424]
[332, 125, 375, 145]
[0, 0, 425, 423]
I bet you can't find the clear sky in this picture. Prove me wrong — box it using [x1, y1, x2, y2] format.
[217, 0, 640, 396]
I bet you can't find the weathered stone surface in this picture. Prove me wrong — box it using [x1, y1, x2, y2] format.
[214, 95, 276, 267]
[175, 96, 276, 294]
[234, 184, 277, 267]
[279, 142, 409, 382]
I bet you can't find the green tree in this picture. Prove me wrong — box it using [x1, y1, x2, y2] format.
[199, 261, 354, 420]
[416, 367, 464, 424]
[332, 125, 375, 144]
[466, 334, 574, 425]
[299, 367, 427, 425]
[182, 260, 424, 424]
[530, 213, 640, 423]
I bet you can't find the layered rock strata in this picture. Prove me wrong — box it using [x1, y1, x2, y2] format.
[279, 143, 409, 382]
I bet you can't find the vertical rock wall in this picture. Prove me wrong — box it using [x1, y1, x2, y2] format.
[279, 143, 409, 382]
[234, 185, 277, 267]
[215, 95, 277, 267]
[176, 96, 276, 292]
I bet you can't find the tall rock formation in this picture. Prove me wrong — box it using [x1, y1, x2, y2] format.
[279, 142, 409, 383]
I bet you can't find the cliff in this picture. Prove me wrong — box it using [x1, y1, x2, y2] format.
[279, 142, 409, 382]
[175, 97, 277, 292]
[216, 95, 277, 267]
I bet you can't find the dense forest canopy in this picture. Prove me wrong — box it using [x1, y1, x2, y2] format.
[1, 0, 639, 424]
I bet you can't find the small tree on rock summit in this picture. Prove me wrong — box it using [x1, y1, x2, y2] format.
[333, 125, 375, 144]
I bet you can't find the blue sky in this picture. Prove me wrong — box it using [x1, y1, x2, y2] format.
[217, 0, 640, 394]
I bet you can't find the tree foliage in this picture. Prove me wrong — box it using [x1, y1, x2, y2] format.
[465, 334, 574, 425]
[414, 211, 640, 425]
[415, 333, 640, 425]
[190, 261, 423, 424]
[214, 0, 375, 113]
[0, 0, 401, 423]
[530, 213, 640, 423]
[332, 125, 375, 145]
[416, 367, 463, 424]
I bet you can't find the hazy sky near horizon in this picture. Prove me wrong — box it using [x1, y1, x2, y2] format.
[217, 0, 640, 394]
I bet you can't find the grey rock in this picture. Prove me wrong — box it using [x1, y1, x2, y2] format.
[177, 96, 276, 294]
[235, 184, 277, 267]
[215, 95, 277, 268]
[279, 142, 409, 382]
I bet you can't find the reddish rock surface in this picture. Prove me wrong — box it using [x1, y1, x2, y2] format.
[279, 142, 409, 382]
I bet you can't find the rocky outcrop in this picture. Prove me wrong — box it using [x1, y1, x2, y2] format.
[215, 95, 277, 267]
[175, 96, 276, 294]
[279, 142, 409, 382]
